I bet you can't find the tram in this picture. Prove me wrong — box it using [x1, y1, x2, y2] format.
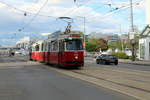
[31, 31, 84, 67]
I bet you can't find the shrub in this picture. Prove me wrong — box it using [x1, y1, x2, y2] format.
[111, 52, 129, 59]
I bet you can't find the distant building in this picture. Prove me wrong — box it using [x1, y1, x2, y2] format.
[88, 32, 120, 42]
[106, 34, 120, 42]
[16, 37, 40, 50]
[120, 34, 128, 40]
[89, 32, 109, 39]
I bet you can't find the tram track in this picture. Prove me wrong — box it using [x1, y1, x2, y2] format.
[49, 67, 150, 100]
[71, 70, 150, 93]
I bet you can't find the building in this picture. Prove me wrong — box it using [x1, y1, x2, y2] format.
[139, 25, 150, 60]
[106, 34, 120, 42]
[88, 32, 120, 42]
[138, 0, 150, 60]
[16, 37, 40, 50]
[139, 37, 150, 60]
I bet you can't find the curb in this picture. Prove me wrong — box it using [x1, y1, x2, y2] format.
[119, 61, 150, 66]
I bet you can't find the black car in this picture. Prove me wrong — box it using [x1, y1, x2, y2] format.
[96, 54, 118, 65]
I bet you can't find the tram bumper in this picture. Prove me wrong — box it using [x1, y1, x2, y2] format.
[64, 61, 84, 66]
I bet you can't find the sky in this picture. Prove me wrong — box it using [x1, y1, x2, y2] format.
[0, 0, 146, 45]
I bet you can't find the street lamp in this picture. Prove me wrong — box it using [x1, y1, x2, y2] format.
[129, 0, 136, 61]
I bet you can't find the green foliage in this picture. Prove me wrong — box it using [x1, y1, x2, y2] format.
[111, 52, 129, 59]
[108, 40, 123, 51]
[86, 38, 97, 52]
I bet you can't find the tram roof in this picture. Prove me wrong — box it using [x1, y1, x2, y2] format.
[48, 30, 83, 40]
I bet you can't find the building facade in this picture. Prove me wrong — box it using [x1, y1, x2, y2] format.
[16, 37, 40, 50]
[139, 37, 150, 60]
[138, 0, 150, 60]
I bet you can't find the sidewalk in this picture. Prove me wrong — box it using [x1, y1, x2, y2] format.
[119, 59, 150, 66]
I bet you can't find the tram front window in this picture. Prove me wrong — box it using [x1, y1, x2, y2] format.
[66, 39, 83, 50]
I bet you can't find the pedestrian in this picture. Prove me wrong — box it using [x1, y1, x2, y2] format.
[29, 47, 32, 61]
[9, 49, 12, 57]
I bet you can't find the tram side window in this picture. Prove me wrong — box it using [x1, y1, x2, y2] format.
[51, 41, 58, 51]
[59, 40, 64, 52]
[44, 42, 47, 51]
[41, 43, 44, 51]
[48, 42, 51, 51]
[35, 45, 39, 51]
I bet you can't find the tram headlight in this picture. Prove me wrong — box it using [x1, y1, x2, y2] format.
[75, 56, 78, 59]
[68, 37, 72, 40]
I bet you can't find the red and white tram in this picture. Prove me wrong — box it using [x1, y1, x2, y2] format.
[31, 40, 45, 62]
[31, 31, 84, 67]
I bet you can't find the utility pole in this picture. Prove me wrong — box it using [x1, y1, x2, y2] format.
[119, 24, 124, 51]
[130, 0, 136, 61]
[130, 0, 134, 32]
[83, 17, 86, 48]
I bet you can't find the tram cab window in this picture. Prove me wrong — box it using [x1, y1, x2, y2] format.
[66, 39, 83, 50]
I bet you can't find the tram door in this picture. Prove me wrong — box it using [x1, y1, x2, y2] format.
[44, 41, 49, 63]
[50, 41, 59, 64]
[59, 40, 65, 65]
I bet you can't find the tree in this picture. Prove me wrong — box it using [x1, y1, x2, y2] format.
[86, 38, 108, 52]
[97, 38, 108, 51]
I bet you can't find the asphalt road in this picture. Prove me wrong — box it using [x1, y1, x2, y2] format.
[0, 56, 138, 100]
[85, 57, 150, 72]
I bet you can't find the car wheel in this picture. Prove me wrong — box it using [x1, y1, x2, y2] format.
[115, 62, 118, 65]
[96, 60, 99, 64]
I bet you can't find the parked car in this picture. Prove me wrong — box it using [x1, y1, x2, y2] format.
[96, 54, 118, 65]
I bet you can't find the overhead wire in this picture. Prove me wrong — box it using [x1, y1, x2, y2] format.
[0, 1, 56, 18]
[74, 0, 143, 32]
[20, 0, 49, 31]
[61, 0, 92, 17]
[56, 0, 92, 33]
[66, 0, 120, 30]
[0, 1, 56, 39]
[86, 0, 142, 22]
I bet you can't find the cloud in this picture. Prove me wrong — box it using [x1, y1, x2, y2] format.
[40, 32, 51, 36]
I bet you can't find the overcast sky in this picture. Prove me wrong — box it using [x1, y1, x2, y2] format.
[0, 0, 146, 45]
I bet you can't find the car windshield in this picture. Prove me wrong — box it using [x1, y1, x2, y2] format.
[108, 55, 116, 58]
[66, 39, 83, 50]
